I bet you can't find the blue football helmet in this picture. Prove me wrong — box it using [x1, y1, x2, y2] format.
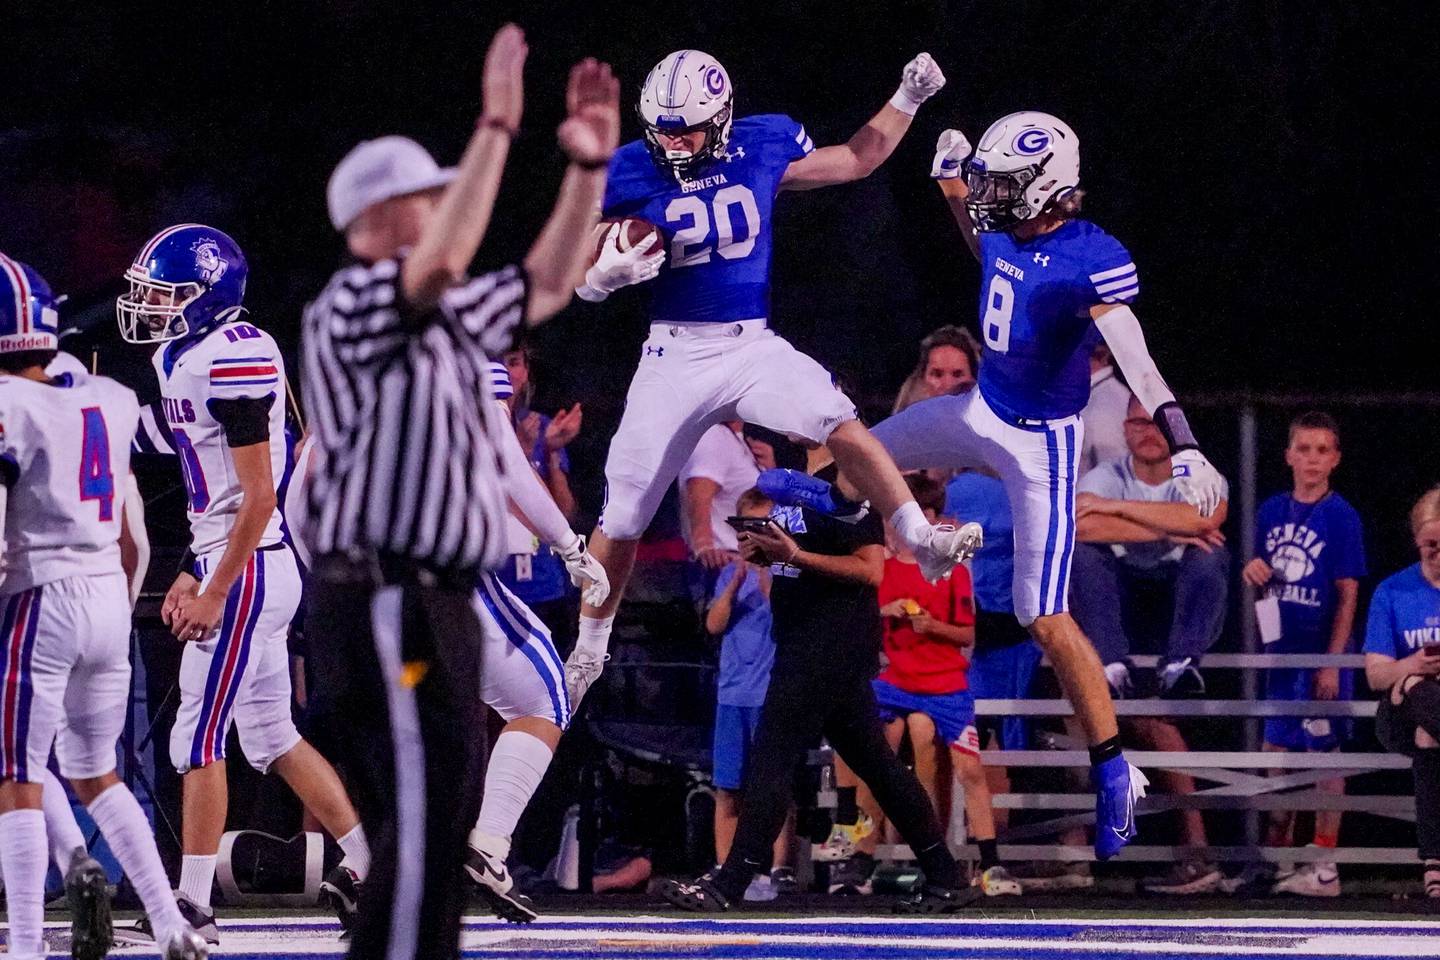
[0, 253, 60, 355]
[116, 223, 248, 343]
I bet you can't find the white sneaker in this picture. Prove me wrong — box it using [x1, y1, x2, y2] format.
[743, 873, 778, 902]
[1271, 860, 1340, 898]
[917, 522, 983, 582]
[564, 649, 608, 709]
[977, 865, 1022, 896]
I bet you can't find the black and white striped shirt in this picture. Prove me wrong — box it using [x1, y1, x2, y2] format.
[301, 258, 526, 575]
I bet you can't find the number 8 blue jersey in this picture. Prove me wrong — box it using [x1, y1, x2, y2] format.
[974, 220, 1138, 422]
[602, 114, 814, 325]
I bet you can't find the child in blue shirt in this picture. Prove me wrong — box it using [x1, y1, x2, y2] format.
[705, 488, 790, 898]
[1241, 412, 1366, 896]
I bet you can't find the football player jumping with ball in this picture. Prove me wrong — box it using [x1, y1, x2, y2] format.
[566, 49, 982, 707]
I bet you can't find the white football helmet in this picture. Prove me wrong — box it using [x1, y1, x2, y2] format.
[637, 50, 733, 176]
[963, 111, 1080, 232]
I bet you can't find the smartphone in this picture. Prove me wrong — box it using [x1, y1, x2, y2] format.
[725, 515, 775, 535]
[1424, 643, 1440, 658]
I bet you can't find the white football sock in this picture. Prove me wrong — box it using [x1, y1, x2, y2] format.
[574, 614, 615, 660]
[471, 730, 555, 848]
[336, 823, 371, 881]
[42, 768, 87, 871]
[0, 808, 48, 959]
[87, 784, 186, 937]
[179, 854, 218, 909]
[890, 501, 932, 551]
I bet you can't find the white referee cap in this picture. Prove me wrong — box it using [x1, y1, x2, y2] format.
[326, 136, 457, 232]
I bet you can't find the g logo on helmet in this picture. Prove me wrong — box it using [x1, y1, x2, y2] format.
[191, 239, 228, 286]
[1012, 128, 1051, 156]
[703, 66, 725, 97]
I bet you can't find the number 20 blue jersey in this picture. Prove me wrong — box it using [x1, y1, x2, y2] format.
[974, 220, 1138, 422]
[602, 114, 814, 325]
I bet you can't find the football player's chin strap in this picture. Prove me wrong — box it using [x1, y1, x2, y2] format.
[1092, 304, 1197, 455]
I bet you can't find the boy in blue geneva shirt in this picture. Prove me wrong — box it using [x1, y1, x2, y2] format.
[704, 488, 791, 899]
[1242, 412, 1366, 897]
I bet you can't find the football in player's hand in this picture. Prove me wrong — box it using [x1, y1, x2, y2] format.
[589, 218, 663, 266]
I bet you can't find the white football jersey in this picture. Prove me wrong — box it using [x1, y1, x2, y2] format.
[0, 371, 139, 594]
[151, 318, 288, 556]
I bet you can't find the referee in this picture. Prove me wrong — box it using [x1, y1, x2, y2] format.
[301, 25, 619, 960]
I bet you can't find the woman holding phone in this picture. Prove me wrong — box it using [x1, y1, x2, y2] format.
[1363, 485, 1440, 900]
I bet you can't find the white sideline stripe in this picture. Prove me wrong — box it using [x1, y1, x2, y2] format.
[983, 749, 1409, 768]
[976, 698, 1380, 717]
[51, 914, 1440, 930]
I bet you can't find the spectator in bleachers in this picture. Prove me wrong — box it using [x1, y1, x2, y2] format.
[832, 474, 1019, 897]
[1079, 341, 1130, 476]
[704, 488, 793, 901]
[1071, 393, 1230, 697]
[891, 325, 980, 414]
[496, 346, 585, 654]
[681, 422, 761, 576]
[1241, 412, 1365, 897]
[1363, 485, 1440, 901]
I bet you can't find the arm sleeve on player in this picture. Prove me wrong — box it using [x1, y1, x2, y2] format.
[1093, 305, 1177, 417]
[492, 399, 578, 551]
[208, 396, 275, 448]
[132, 402, 177, 456]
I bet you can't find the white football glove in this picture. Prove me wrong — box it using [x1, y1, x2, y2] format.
[576, 223, 665, 302]
[891, 52, 946, 115]
[930, 128, 972, 180]
[559, 534, 610, 607]
[1170, 449, 1225, 518]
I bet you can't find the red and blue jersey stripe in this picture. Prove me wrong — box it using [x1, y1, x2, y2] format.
[210, 356, 280, 389]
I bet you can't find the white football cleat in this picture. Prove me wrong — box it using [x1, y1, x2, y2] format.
[917, 522, 983, 583]
[162, 927, 210, 960]
[563, 649, 608, 709]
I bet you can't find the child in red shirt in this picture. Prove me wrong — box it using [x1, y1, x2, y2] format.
[840, 473, 1019, 897]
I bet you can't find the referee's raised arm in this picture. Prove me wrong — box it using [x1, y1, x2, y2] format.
[299, 23, 617, 960]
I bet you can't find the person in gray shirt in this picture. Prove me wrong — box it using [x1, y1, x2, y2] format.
[1070, 393, 1230, 697]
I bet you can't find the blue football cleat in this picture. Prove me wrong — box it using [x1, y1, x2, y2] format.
[1092, 755, 1148, 861]
[755, 469, 868, 521]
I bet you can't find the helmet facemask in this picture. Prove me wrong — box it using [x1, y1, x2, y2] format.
[966, 156, 1063, 232]
[639, 97, 732, 179]
[116, 267, 206, 343]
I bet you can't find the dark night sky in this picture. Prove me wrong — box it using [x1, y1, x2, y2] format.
[3, 0, 1437, 567]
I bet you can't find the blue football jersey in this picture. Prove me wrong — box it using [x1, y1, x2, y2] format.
[1255, 491, 1367, 650]
[602, 114, 814, 325]
[1363, 563, 1440, 659]
[974, 220, 1138, 422]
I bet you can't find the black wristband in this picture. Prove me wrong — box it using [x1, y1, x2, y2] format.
[1153, 401, 1199, 454]
[477, 116, 518, 138]
[179, 546, 197, 577]
[570, 156, 611, 171]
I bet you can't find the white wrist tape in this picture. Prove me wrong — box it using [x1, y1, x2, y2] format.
[888, 87, 922, 116]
